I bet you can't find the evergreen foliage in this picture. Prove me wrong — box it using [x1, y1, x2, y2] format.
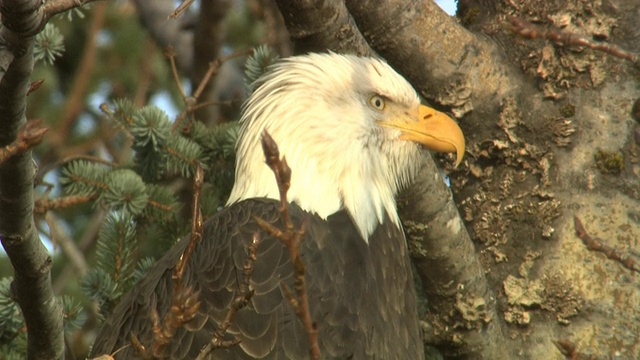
[0, 278, 91, 354]
[0, 278, 22, 346]
[60, 160, 110, 196]
[244, 44, 280, 93]
[34, 23, 65, 65]
[0, 1, 281, 356]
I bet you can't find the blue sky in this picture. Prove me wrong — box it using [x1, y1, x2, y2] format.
[436, 0, 457, 15]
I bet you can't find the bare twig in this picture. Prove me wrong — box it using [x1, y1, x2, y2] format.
[87, 343, 130, 360]
[0, 119, 48, 165]
[574, 215, 640, 273]
[42, 0, 103, 22]
[165, 47, 187, 99]
[45, 212, 89, 277]
[254, 130, 320, 360]
[34, 194, 99, 215]
[131, 165, 206, 359]
[148, 285, 201, 358]
[173, 165, 205, 281]
[169, 0, 195, 19]
[169, 48, 253, 132]
[196, 233, 261, 360]
[53, 210, 107, 294]
[508, 16, 640, 69]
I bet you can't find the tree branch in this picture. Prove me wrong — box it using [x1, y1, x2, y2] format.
[42, 0, 102, 22]
[0, 0, 64, 359]
[397, 157, 508, 359]
[345, 0, 516, 114]
[273, 0, 373, 56]
[130, 0, 194, 74]
[190, 0, 230, 125]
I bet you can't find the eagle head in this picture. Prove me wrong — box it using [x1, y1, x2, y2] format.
[227, 53, 464, 240]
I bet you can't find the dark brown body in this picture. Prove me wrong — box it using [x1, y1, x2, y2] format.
[90, 198, 422, 359]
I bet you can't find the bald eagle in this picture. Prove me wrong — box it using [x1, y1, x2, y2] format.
[89, 53, 464, 359]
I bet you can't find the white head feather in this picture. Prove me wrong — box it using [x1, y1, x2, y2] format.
[226, 53, 425, 241]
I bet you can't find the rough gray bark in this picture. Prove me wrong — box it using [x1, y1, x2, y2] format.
[273, 0, 373, 56]
[398, 159, 508, 359]
[0, 1, 64, 359]
[345, 0, 517, 116]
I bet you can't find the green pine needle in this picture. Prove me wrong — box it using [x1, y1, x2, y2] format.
[165, 135, 208, 177]
[94, 213, 138, 282]
[188, 121, 239, 159]
[101, 169, 149, 216]
[34, 23, 65, 65]
[60, 160, 109, 196]
[131, 105, 172, 148]
[216, 122, 239, 158]
[0, 278, 23, 345]
[144, 184, 178, 220]
[244, 45, 279, 93]
[65, 5, 88, 20]
[61, 295, 85, 331]
[134, 147, 167, 181]
[81, 268, 122, 318]
[0, 335, 27, 360]
[133, 257, 156, 284]
[104, 99, 137, 133]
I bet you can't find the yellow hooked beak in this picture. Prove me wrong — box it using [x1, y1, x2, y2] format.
[378, 104, 465, 167]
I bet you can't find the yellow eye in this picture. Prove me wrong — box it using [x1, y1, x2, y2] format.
[369, 95, 386, 111]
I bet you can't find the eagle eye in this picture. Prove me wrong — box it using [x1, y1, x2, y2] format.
[368, 95, 386, 111]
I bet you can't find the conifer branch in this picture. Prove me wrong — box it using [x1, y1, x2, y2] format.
[35, 154, 117, 187]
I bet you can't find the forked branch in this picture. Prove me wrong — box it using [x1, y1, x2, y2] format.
[130, 166, 206, 359]
[196, 233, 260, 360]
[254, 130, 320, 360]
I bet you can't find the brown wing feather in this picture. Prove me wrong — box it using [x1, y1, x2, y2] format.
[89, 198, 422, 359]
